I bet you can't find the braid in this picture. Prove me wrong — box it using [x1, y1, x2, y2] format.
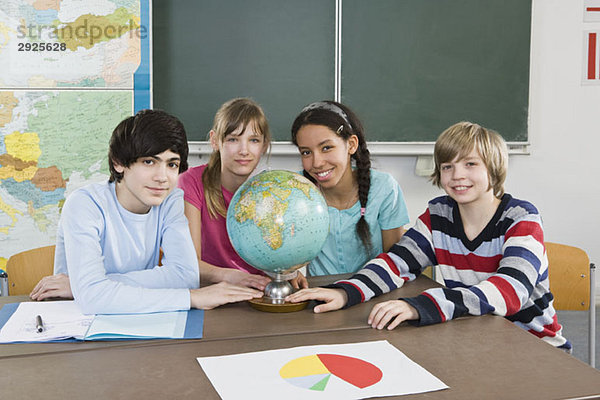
[291, 100, 373, 252]
[353, 138, 372, 253]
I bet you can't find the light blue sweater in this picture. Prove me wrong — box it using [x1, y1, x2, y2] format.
[54, 181, 199, 314]
[308, 169, 409, 276]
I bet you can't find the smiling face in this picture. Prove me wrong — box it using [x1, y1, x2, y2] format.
[114, 149, 181, 214]
[212, 122, 266, 190]
[295, 124, 358, 191]
[439, 148, 495, 209]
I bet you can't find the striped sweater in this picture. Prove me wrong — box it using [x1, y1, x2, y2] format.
[332, 194, 570, 349]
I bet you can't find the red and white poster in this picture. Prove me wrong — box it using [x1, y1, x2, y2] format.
[583, 31, 600, 84]
[584, 0, 600, 22]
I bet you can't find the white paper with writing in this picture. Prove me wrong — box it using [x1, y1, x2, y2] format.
[0, 301, 93, 342]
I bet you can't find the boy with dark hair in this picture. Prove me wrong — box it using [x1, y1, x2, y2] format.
[31, 110, 262, 313]
[108, 109, 189, 183]
[287, 121, 571, 351]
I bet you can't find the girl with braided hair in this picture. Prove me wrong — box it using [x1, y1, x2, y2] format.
[291, 101, 409, 276]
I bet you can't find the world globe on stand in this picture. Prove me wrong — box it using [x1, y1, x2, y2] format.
[226, 169, 329, 278]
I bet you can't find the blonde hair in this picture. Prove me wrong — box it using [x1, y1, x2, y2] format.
[430, 121, 508, 198]
[203, 98, 271, 218]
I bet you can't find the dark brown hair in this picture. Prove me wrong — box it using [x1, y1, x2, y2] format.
[291, 101, 373, 252]
[108, 109, 188, 183]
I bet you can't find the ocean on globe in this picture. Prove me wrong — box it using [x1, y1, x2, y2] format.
[226, 170, 329, 274]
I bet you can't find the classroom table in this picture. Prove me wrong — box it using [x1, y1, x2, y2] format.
[0, 274, 438, 358]
[2, 315, 600, 399]
[1, 275, 600, 399]
[202, 273, 439, 340]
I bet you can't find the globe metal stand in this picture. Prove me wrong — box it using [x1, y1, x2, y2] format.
[248, 270, 309, 313]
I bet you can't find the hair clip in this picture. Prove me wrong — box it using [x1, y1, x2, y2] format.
[336, 125, 344, 134]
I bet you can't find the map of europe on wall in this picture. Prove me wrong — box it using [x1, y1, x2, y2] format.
[0, 0, 151, 270]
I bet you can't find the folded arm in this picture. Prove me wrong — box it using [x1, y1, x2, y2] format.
[59, 191, 196, 314]
[332, 216, 437, 308]
[403, 218, 545, 326]
[287, 215, 436, 313]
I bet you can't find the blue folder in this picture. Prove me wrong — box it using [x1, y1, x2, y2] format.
[0, 302, 204, 342]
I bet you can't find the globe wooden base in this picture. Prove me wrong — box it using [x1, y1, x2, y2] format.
[248, 297, 309, 313]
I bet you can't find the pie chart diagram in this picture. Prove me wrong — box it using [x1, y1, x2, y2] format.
[279, 353, 383, 391]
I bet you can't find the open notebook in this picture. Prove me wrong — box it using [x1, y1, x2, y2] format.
[0, 301, 203, 343]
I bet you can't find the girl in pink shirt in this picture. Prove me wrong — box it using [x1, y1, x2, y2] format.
[178, 98, 307, 290]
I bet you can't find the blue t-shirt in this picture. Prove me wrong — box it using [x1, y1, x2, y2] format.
[308, 169, 409, 275]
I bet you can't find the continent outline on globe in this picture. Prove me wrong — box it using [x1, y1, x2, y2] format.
[226, 170, 330, 274]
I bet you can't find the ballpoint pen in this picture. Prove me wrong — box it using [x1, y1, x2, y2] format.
[36, 315, 44, 333]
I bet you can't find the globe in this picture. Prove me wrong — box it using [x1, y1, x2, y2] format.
[226, 169, 329, 275]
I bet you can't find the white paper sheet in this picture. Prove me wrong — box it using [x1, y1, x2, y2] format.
[197, 340, 448, 400]
[0, 301, 93, 343]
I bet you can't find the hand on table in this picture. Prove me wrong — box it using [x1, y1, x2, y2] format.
[190, 282, 263, 310]
[368, 300, 419, 330]
[30, 273, 73, 301]
[285, 287, 347, 313]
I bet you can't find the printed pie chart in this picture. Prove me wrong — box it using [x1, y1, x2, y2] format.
[279, 354, 383, 391]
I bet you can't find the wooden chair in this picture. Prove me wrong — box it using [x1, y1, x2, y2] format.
[5, 245, 55, 296]
[546, 242, 596, 367]
[421, 265, 436, 280]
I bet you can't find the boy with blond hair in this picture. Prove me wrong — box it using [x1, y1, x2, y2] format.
[287, 121, 571, 351]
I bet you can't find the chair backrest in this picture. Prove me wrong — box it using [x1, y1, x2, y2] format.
[546, 242, 590, 311]
[5, 245, 56, 296]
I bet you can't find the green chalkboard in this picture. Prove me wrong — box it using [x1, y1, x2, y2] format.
[153, 0, 335, 142]
[153, 0, 531, 143]
[341, 0, 532, 142]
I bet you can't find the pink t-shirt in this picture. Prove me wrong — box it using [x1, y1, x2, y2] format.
[177, 164, 262, 275]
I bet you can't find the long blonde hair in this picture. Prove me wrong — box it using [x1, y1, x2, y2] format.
[203, 98, 271, 218]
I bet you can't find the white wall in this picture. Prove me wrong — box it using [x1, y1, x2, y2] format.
[523, 0, 600, 293]
[189, 0, 600, 293]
